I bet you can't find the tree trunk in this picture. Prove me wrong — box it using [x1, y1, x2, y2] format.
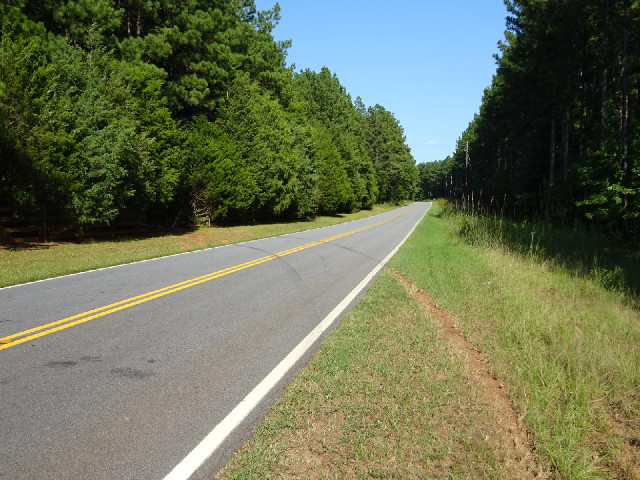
[602, 0, 610, 136]
[561, 107, 569, 182]
[465, 141, 469, 193]
[549, 116, 556, 189]
[42, 201, 47, 243]
[621, 0, 629, 209]
[579, 73, 585, 162]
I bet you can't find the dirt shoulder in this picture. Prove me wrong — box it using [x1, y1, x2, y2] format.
[390, 268, 545, 479]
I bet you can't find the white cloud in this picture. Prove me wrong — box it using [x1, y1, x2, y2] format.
[426, 140, 440, 145]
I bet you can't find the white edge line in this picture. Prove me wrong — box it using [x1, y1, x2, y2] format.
[0, 203, 418, 292]
[162, 202, 431, 480]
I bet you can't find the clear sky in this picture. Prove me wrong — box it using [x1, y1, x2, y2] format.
[253, 0, 509, 164]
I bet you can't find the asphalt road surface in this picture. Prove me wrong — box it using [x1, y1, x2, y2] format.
[0, 202, 431, 479]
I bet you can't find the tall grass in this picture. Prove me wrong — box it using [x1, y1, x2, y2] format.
[442, 200, 640, 301]
[392, 202, 640, 478]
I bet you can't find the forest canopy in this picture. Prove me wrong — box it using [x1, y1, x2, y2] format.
[0, 0, 416, 229]
[417, 0, 639, 242]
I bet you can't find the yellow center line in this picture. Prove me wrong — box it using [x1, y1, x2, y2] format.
[0, 205, 419, 351]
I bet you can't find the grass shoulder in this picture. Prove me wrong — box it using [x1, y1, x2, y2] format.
[220, 201, 640, 479]
[220, 271, 527, 479]
[392, 202, 640, 479]
[0, 203, 406, 288]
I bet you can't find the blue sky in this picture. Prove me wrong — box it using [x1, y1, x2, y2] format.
[253, 0, 509, 164]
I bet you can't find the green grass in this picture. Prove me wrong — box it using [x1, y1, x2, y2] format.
[220, 201, 640, 479]
[0, 203, 405, 288]
[219, 272, 521, 479]
[443, 201, 640, 300]
[391, 202, 640, 479]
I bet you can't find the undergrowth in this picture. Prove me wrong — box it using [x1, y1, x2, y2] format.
[441, 200, 640, 302]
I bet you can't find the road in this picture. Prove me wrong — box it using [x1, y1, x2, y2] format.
[0, 202, 431, 479]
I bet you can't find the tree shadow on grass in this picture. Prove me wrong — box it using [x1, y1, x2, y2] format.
[1, 205, 383, 251]
[0, 225, 200, 251]
[501, 223, 639, 301]
[448, 209, 640, 306]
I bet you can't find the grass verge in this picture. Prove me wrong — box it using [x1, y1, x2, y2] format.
[444, 202, 640, 300]
[220, 201, 640, 479]
[0, 203, 404, 288]
[219, 271, 534, 479]
[392, 202, 640, 478]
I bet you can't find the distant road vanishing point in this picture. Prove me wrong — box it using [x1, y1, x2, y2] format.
[0, 202, 431, 479]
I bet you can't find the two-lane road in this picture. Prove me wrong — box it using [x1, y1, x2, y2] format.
[0, 202, 430, 479]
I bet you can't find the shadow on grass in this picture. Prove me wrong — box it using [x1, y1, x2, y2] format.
[0, 225, 199, 251]
[1, 203, 399, 251]
[445, 208, 640, 304]
[0, 212, 353, 250]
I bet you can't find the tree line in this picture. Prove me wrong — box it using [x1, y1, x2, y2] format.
[0, 1, 417, 229]
[418, 0, 639, 242]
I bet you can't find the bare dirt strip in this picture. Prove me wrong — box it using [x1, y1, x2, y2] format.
[389, 268, 548, 479]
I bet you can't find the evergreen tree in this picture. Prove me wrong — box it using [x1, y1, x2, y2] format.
[222, 74, 301, 218]
[432, 0, 640, 241]
[1, 1, 417, 231]
[184, 116, 257, 223]
[364, 105, 417, 203]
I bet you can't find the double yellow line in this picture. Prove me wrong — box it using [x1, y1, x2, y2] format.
[0, 205, 419, 352]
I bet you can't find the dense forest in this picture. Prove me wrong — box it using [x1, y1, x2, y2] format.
[0, 1, 416, 230]
[418, 0, 639, 242]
